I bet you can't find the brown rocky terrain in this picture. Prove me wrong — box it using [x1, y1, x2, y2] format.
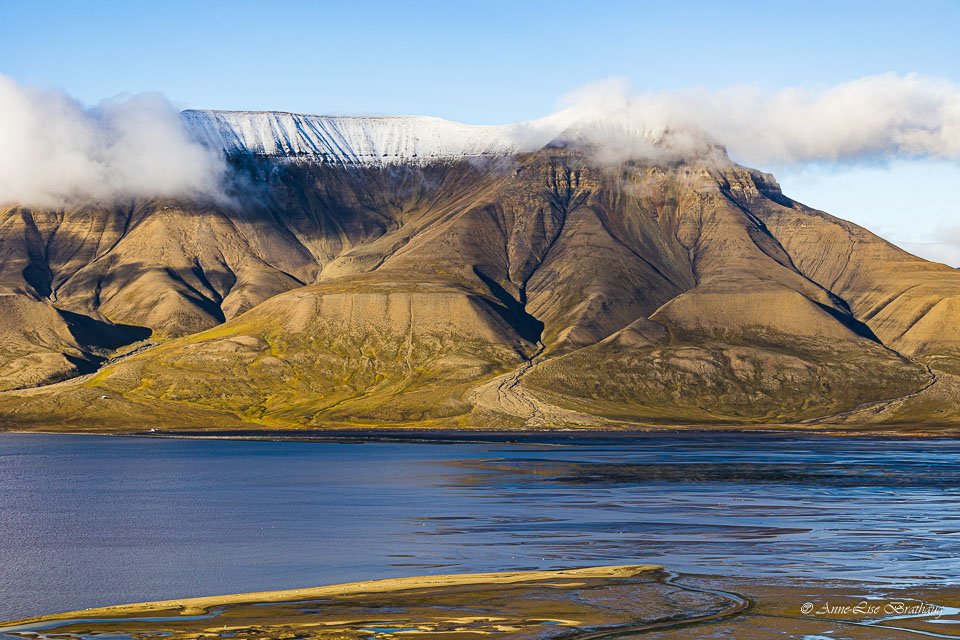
[1, 124, 958, 432]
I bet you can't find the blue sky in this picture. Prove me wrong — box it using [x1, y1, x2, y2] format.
[2, 0, 959, 262]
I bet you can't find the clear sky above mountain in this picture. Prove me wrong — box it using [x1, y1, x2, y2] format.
[2, 0, 958, 263]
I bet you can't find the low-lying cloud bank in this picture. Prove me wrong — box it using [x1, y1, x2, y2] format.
[549, 73, 960, 166]
[2, 72, 959, 207]
[0, 74, 227, 208]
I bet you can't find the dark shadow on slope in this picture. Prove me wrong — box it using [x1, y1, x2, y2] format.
[756, 186, 796, 209]
[22, 261, 53, 299]
[812, 301, 882, 344]
[162, 267, 227, 324]
[62, 351, 106, 376]
[472, 267, 544, 344]
[57, 309, 152, 351]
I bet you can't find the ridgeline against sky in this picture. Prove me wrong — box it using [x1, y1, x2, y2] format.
[2, 0, 958, 265]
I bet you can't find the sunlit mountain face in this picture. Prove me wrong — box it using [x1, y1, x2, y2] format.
[1, 111, 959, 431]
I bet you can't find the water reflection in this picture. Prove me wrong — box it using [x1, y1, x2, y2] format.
[1, 433, 958, 621]
[403, 438, 960, 587]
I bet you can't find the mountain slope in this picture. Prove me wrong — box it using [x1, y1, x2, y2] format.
[0, 111, 958, 432]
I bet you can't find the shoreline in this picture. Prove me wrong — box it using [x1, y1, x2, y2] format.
[4, 567, 957, 639]
[4, 424, 960, 443]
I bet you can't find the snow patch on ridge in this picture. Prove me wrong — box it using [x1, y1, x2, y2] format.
[182, 110, 526, 165]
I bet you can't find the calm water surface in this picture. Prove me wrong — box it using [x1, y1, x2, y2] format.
[1, 433, 958, 620]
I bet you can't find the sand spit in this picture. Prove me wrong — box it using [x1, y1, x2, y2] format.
[4, 566, 959, 639]
[3, 565, 661, 623]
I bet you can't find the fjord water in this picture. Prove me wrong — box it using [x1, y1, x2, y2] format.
[1, 434, 958, 620]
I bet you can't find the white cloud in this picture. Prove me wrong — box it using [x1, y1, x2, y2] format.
[900, 226, 960, 268]
[3, 71, 959, 215]
[0, 74, 227, 208]
[542, 73, 960, 167]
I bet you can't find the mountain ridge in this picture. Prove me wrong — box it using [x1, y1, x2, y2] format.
[182, 109, 544, 164]
[1, 121, 959, 433]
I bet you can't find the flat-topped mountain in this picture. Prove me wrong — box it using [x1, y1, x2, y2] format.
[182, 110, 530, 163]
[1, 111, 959, 432]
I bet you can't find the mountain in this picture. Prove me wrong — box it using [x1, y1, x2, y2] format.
[181, 110, 525, 162]
[1, 111, 959, 433]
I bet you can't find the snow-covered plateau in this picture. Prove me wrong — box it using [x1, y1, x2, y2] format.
[182, 110, 546, 165]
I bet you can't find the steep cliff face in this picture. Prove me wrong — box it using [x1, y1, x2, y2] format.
[0, 111, 958, 430]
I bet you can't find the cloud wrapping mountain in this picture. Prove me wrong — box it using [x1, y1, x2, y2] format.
[0, 74, 227, 207]
[555, 73, 960, 165]
[2, 72, 958, 208]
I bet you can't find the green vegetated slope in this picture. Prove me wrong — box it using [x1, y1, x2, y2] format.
[1, 147, 958, 431]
